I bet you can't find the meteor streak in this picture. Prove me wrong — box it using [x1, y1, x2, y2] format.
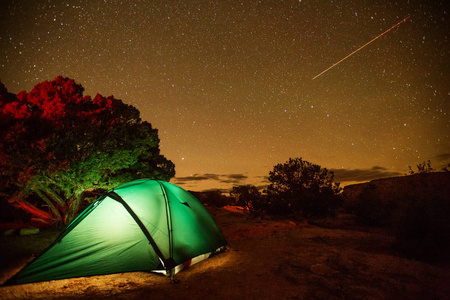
[312, 16, 410, 80]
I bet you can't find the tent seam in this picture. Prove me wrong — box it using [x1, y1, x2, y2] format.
[107, 190, 169, 269]
[157, 181, 174, 264]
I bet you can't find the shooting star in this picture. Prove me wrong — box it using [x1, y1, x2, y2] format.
[312, 16, 410, 80]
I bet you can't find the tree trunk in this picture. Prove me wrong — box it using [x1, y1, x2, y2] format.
[14, 199, 55, 224]
[65, 190, 85, 224]
[33, 188, 62, 221]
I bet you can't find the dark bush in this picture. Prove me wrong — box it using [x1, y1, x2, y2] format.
[189, 190, 233, 207]
[230, 185, 266, 215]
[266, 157, 342, 218]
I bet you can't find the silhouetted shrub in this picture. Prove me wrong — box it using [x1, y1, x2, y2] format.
[189, 190, 233, 207]
[353, 184, 396, 227]
[265, 157, 342, 218]
[230, 185, 266, 215]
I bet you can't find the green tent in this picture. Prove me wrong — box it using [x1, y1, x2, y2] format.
[6, 179, 227, 285]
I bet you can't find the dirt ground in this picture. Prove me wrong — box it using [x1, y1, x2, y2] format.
[0, 206, 449, 300]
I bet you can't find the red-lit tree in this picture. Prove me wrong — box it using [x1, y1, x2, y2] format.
[0, 77, 175, 225]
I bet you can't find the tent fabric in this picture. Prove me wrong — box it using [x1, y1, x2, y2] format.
[6, 180, 227, 285]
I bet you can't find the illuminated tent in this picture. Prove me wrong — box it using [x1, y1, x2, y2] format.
[6, 180, 227, 285]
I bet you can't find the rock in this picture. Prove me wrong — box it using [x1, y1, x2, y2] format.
[20, 227, 40, 235]
[342, 172, 450, 210]
[2, 229, 17, 235]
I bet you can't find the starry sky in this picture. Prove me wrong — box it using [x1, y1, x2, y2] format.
[1, 0, 448, 192]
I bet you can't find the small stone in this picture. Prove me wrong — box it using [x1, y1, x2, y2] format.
[20, 227, 40, 235]
[2, 229, 17, 235]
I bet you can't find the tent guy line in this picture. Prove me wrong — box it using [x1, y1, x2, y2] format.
[312, 16, 411, 80]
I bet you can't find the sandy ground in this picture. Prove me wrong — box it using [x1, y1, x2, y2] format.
[1, 206, 449, 299]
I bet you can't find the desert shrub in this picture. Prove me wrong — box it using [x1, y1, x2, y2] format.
[393, 193, 450, 262]
[353, 184, 396, 227]
[265, 157, 342, 218]
[189, 190, 233, 207]
[230, 185, 266, 215]
[265, 193, 292, 215]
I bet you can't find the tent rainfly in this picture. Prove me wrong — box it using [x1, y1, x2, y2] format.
[5, 179, 227, 285]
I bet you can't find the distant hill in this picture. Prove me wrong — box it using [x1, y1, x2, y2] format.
[342, 172, 450, 209]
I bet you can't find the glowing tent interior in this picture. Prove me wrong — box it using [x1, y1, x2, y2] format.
[5, 180, 227, 285]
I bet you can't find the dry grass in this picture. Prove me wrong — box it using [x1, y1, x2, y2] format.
[1, 207, 449, 299]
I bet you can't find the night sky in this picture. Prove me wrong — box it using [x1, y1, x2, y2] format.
[1, 1, 448, 191]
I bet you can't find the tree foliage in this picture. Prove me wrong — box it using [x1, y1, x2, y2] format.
[408, 160, 435, 174]
[230, 185, 265, 215]
[266, 157, 342, 217]
[0, 77, 175, 225]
